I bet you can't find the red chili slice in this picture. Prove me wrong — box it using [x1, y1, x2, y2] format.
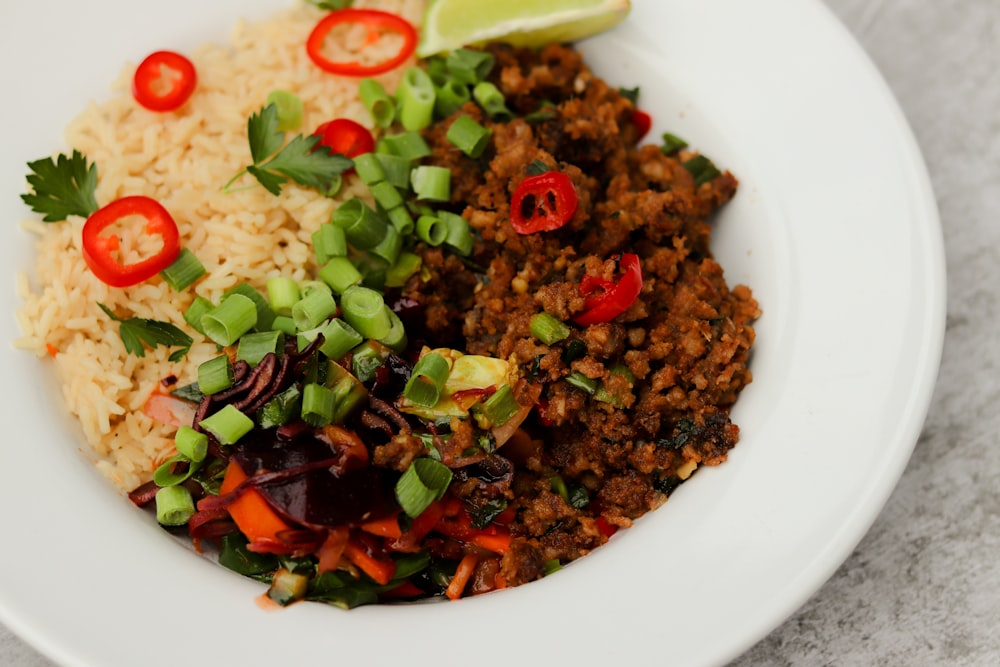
[313, 118, 375, 159]
[132, 50, 197, 112]
[631, 109, 652, 140]
[510, 171, 578, 235]
[306, 8, 417, 77]
[573, 253, 643, 326]
[81, 195, 181, 287]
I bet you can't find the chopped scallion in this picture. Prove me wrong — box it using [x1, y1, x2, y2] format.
[446, 115, 491, 158]
[445, 48, 494, 85]
[660, 132, 689, 156]
[439, 210, 473, 256]
[318, 318, 363, 360]
[183, 295, 213, 336]
[395, 457, 453, 518]
[384, 251, 422, 288]
[397, 66, 436, 131]
[386, 205, 415, 236]
[358, 78, 396, 128]
[565, 371, 598, 395]
[155, 485, 196, 526]
[530, 312, 571, 345]
[319, 256, 363, 294]
[197, 354, 234, 396]
[301, 382, 335, 427]
[369, 180, 404, 211]
[375, 153, 412, 189]
[224, 283, 275, 332]
[174, 425, 208, 463]
[416, 214, 447, 246]
[153, 453, 198, 488]
[369, 224, 402, 266]
[312, 223, 349, 264]
[404, 352, 450, 407]
[377, 132, 431, 160]
[291, 287, 337, 331]
[159, 248, 206, 291]
[352, 152, 387, 185]
[410, 165, 451, 202]
[257, 385, 302, 429]
[236, 329, 284, 367]
[377, 306, 407, 353]
[340, 285, 391, 339]
[199, 404, 254, 445]
[481, 384, 519, 427]
[472, 81, 512, 120]
[271, 315, 297, 336]
[331, 197, 388, 250]
[434, 79, 471, 118]
[265, 276, 301, 317]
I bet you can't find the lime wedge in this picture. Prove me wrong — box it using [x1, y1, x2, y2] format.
[416, 0, 631, 57]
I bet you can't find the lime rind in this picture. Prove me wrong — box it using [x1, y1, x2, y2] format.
[417, 0, 631, 57]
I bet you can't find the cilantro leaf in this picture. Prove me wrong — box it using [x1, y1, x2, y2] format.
[247, 104, 285, 165]
[237, 104, 354, 196]
[21, 150, 99, 222]
[97, 303, 193, 362]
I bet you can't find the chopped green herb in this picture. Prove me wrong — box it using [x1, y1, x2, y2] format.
[683, 154, 721, 185]
[526, 159, 551, 176]
[97, 303, 192, 362]
[618, 85, 640, 104]
[470, 499, 508, 530]
[660, 132, 689, 156]
[21, 150, 99, 222]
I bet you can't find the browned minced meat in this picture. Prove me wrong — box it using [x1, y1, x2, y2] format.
[400, 43, 759, 586]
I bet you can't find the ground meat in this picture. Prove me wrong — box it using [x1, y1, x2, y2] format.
[399, 43, 759, 589]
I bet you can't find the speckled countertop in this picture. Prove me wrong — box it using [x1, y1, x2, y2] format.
[3, 0, 998, 665]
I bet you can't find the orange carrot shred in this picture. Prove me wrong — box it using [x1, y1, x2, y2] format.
[446, 554, 478, 600]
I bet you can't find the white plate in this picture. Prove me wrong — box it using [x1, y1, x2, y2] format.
[0, 1, 944, 666]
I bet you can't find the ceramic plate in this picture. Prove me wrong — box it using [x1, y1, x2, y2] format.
[0, 1, 944, 666]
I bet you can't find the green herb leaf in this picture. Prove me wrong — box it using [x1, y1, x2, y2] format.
[97, 302, 193, 361]
[20, 150, 99, 222]
[241, 104, 355, 196]
[660, 132, 689, 156]
[618, 86, 640, 105]
[470, 499, 508, 529]
[683, 154, 722, 185]
[306, 0, 354, 9]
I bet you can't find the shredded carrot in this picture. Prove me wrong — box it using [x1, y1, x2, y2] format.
[360, 514, 404, 539]
[219, 460, 293, 544]
[45, 342, 58, 357]
[469, 532, 512, 555]
[446, 554, 478, 600]
[344, 537, 396, 585]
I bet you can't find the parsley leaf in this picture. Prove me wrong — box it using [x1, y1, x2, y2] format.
[238, 103, 354, 196]
[21, 150, 99, 222]
[97, 303, 193, 362]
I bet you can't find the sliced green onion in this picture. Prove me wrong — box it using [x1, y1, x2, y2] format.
[326, 367, 368, 425]
[434, 79, 471, 118]
[236, 330, 284, 367]
[359, 78, 396, 128]
[300, 279, 332, 297]
[351, 253, 388, 291]
[312, 223, 349, 264]
[271, 315, 297, 336]
[439, 210, 473, 256]
[370, 225, 402, 266]
[446, 115, 491, 158]
[377, 132, 431, 161]
[565, 371, 598, 395]
[683, 154, 721, 185]
[160, 248, 206, 292]
[319, 256, 363, 294]
[199, 404, 254, 445]
[404, 352, 450, 407]
[481, 384, 519, 427]
[318, 318, 363, 360]
[472, 81, 512, 120]
[386, 205, 415, 236]
[224, 283, 275, 332]
[446, 48, 495, 85]
[377, 306, 407, 352]
[266, 90, 303, 132]
[375, 153, 412, 189]
[258, 385, 302, 429]
[340, 285, 391, 339]
[369, 180, 404, 211]
[351, 341, 389, 383]
[202, 294, 259, 349]
[424, 55, 449, 85]
[397, 66, 436, 131]
[384, 251, 422, 288]
[530, 312, 570, 345]
[416, 214, 447, 246]
[291, 287, 337, 331]
[198, 354, 233, 396]
[660, 132, 689, 156]
[174, 425, 208, 463]
[153, 453, 198, 487]
[331, 197, 388, 250]
[395, 458, 453, 519]
[301, 382, 335, 427]
[353, 152, 387, 185]
[542, 559, 563, 576]
[410, 165, 451, 202]
[594, 363, 636, 408]
[183, 295, 213, 336]
[266, 276, 301, 317]
[155, 485, 195, 526]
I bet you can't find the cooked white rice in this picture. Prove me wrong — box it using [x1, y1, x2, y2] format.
[14, 0, 425, 491]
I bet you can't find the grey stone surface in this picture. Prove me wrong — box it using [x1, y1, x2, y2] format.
[3, 0, 998, 665]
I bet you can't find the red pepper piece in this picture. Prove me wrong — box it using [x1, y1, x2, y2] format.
[510, 171, 578, 234]
[132, 50, 197, 112]
[631, 109, 652, 140]
[81, 195, 181, 288]
[306, 9, 417, 77]
[573, 253, 643, 326]
[313, 118, 375, 161]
